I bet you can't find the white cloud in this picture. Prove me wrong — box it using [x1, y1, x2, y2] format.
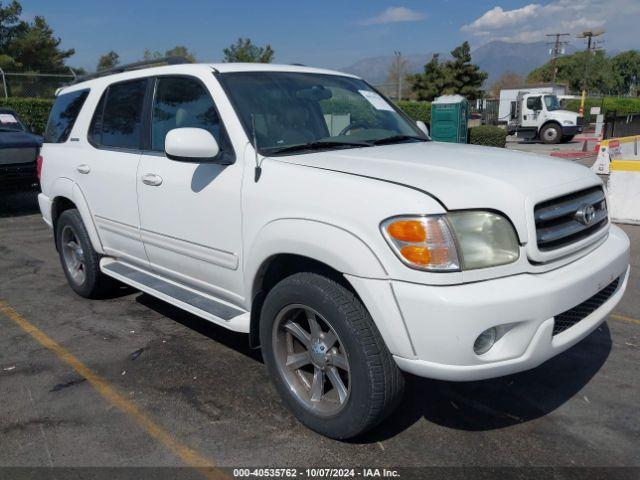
[360, 6, 426, 26]
[461, 4, 540, 32]
[461, 0, 640, 50]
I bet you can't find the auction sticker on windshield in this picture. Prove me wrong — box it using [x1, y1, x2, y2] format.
[0, 113, 18, 124]
[358, 90, 394, 111]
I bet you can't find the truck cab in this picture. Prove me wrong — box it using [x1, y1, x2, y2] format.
[508, 92, 582, 144]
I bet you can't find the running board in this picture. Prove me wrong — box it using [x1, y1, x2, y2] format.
[100, 259, 250, 332]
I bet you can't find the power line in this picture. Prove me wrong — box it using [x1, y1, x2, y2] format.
[576, 29, 605, 116]
[545, 33, 570, 82]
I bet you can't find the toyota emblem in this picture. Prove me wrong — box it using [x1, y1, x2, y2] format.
[575, 203, 596, 226]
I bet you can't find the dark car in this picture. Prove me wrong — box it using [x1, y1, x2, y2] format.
[0, 108, 43, 191]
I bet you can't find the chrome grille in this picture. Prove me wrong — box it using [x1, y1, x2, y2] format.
[534, 186, 608, 251]
[552, 276, 620, 335]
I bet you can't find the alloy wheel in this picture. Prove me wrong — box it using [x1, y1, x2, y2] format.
[272, 304, 351, 416]
[61, 225, 86, 285]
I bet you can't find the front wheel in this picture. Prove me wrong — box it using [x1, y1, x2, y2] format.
[540, 123, 562, 144]
[260, 272, 404, 439]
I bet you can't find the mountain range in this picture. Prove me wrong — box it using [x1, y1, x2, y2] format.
[340, 40, 578, 87]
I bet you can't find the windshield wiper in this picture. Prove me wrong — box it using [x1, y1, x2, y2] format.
[267, 140, 371, 155]
[370, 134, 427, 146]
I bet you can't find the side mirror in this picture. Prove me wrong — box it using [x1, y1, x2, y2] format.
[416, 120, 429, 137]
[165, 128, 220, 162]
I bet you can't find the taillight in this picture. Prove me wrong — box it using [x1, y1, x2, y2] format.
[36, 155, 43, 179]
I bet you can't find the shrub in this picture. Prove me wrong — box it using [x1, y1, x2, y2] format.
[469, 125, 507, 148]
[396, 100, 431, 124]
[0, 97, 53, 135]
[564, 97, 640, 123]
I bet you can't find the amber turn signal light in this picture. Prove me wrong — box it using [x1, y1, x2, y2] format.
[387, 220, 426, 243]
[400, 246, 431, 265]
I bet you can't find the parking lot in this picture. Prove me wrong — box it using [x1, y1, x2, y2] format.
[1, 187, 639, 472]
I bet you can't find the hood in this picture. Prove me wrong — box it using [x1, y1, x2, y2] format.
[547, 109, 579, 121]
[275, 141, 601, 241]
[0, 130, 43, 149]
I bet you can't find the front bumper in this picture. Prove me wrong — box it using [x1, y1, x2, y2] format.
[389, 225, 630, 381]
[562, 125, 582, 136]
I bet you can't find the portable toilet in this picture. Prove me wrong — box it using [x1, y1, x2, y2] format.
[430, 95, 469, 143]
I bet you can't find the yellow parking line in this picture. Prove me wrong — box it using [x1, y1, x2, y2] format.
[610, 313, 640, 326]
[0, 301, 227, 480]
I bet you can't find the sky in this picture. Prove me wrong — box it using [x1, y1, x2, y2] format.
[20, 0, 640, 72]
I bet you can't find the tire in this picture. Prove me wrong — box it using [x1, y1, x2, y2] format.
[260, 272, 404, 439]
[55, 209, 116, 298]
[561, 135, 575, 143]
[540, 123, 562, 144]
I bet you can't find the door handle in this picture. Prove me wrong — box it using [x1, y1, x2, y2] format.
[77, 164, 90, 174]
[141, 173, 163, 186]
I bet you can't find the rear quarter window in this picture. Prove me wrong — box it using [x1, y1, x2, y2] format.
[44, 89, 90, 143]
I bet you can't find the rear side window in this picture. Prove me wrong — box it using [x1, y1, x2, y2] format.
[89, 79, 147, 150]
[44, 89, 89, 143]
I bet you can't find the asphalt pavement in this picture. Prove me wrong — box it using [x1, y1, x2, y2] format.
[1, 189, 639, 475]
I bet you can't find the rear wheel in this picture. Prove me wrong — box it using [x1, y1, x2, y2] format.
[260, 272, 404, 439]
[56, 209, 116, 298]
[540, 123, 562, 144]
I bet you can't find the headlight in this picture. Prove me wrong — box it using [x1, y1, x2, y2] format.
[381, 212, 519, 271]
[563, 120, 574, 125]
[447, 211, 519, 269]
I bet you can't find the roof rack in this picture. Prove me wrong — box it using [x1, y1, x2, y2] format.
[72, 56, 192, 84]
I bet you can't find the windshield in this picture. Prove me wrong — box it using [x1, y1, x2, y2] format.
[0, 112, 26, 132]
[218, 71, 426, 155]
[544, 95, 560, 111]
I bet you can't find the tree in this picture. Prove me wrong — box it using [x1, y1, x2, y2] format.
[408, 42, 487, 100]
[0, 1, 74, 72]
[4, 15, 74, 72]
[441, 41, 487, 99]
[611, 50, 640, 96]
[527, 50, 615, 95]
[97, 50, 119, 71]
[408, 54, 444, 101]
[0, 0, 23, 51]
[223, 38, 274, 63]
[384, 55, 409, 99]
[143, 45, 196, 63]
[489, 71, 523, 97]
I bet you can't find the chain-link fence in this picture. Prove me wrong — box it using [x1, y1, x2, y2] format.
[0, 69, 77, 99]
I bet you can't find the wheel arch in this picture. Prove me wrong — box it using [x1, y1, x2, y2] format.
[245, 219, 388, 348]
[539, 120, 562, 134]
[49, 179, 103, 254]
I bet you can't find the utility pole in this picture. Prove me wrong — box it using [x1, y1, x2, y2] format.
[394, 51, 402, 101]
[577, 29, 604, 116]
[545, 33, 570, 82]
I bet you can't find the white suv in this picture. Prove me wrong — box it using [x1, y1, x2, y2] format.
[38, 60, 630, 439]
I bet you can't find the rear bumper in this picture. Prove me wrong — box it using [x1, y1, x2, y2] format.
[388, 225, 630, 381]
[0, 163, 37, 190]
[38, 192, 53, 227]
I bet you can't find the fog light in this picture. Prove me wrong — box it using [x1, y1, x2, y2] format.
[474, 327, 497, 355]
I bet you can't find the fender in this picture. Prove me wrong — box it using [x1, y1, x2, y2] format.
[244, 218, 415, 357]
[245, 218, 388, 293]
[49, 177, 104, 254]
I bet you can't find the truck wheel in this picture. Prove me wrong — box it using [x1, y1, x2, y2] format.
[260, 272, 404, 439]
[55, 209, 115, 298]
[540, 123, 561, 144]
